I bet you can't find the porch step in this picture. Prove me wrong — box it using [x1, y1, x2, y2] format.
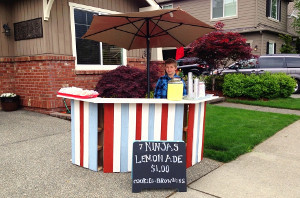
[49, 112, 71, 121]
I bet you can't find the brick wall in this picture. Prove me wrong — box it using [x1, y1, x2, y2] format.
[127, 58, 165, 76]
[0, 58, 15, 94]
[0, 56, 164, 114]
[0, 56, 103, 114]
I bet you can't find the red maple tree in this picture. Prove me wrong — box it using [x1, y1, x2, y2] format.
[188, 22, 254, 70]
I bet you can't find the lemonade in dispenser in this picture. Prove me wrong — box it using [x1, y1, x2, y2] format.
[167, 78, 183, 101]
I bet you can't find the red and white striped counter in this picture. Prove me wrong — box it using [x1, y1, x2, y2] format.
[57, 96, 218, 173]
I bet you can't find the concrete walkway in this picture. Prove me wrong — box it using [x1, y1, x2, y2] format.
[171, 120, 300, 198]
[170, 96, 300, 198]
[214, 102, 300, 116]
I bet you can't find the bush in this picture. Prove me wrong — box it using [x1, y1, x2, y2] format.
[222, 73, 296, 99]
[222, 73, 245, 97]
[243, 74, 263, 99]
[205, 75, 224, 91]
[260, 73, 280, 99]
[95, 65, 160, 98]
[275, 73, 297, 97]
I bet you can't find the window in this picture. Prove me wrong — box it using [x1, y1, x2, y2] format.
[259, 57, 284, 68]
[162, 4, 173, 9]
[70, 3, 126, 70]
[212, 0, 237, 19]
[74, 9, 100, 65]
[267, 41, 276, 54]
[246, 40, 253, 48]
[286, 57, 300, 68]
[266, 0, 281, 21]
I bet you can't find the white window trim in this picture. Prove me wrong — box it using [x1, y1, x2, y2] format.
[162, 4, 173, 9]
[69, 2, 127, 71]
[246, 40, 253, 48]
[211, 0, 238, 20]
[267, 17, 279, 22]
[268, 0, 280, 21]
[268, 40, 275, 54]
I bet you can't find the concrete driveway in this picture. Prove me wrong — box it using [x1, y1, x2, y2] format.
[0, 110, 221, 198]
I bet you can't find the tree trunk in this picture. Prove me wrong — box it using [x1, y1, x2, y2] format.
[211, 75, 216, 91]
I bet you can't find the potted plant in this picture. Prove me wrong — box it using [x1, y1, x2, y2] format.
[0, 93, 20, 111]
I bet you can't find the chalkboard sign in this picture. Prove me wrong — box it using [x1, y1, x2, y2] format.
[132, 141, 186, 193]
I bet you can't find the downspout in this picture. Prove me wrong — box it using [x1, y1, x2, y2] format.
[255, 0, 258, 27]
[261, 30, 264, 55]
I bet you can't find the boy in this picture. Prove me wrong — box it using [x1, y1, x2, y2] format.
[154, 58, 187, 98]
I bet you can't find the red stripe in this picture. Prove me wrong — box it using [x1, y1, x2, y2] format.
[186, 104, 195, 168]
[160, 104, 168, 140]
[201, 102, 207, 160]
[136, 104, 142, 140]
[103, 103, 114, 173]
[80, 101, 84, 167]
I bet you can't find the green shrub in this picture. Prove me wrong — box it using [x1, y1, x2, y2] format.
[205, 75, 224, 91]
[222, 73, 296, 99]
[222, 73, 245, 97]
[260, 73, 281, 99]
[243, 74, 263, 99]
[275, 73, 297, 98]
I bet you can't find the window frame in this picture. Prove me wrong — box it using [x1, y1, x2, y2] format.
[267, 40, 276, 54]
[69, 2, 127, 71]
[211, 0, 238, 20]
[267, 0, 281, 21]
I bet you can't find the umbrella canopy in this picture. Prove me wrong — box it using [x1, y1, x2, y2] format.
[82, 8, 215, 97]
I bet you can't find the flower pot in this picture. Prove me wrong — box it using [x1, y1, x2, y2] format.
[0, 95, 20, 111]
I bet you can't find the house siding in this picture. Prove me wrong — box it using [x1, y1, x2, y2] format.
[11, 0, 44, 57]
[287, 2, 298, 36]
[257, 0, 288, 32]
[159, 0, 293, 56]
[0, 0, 151, 113]
[161, 0, 257, 30]
[1, 0, 143, 58]
[261, 32, 284, 54]
[0, 2, 14, 57]
[243, 32, 262, 56]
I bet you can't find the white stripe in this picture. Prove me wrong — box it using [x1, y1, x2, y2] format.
[74, 100, 80, 166]
[113, 103, 122, 172]
[141, 104, 149, 140]
[192, 103, 199, 165]
[127, 104, 136, 171]
[153, 104, 162, 140]
[167, 104, 176, 140]
[83, 102, 89, 168]
[198, 102, 205, 162]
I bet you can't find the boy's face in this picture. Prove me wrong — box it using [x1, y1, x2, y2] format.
[165, 63, 177, 78]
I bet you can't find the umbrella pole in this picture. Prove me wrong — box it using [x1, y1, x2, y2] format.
[146, 18, 150, 98]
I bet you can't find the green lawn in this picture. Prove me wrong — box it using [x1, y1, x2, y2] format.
[204, 105, 300, 163]
[226, 97, 300, 110]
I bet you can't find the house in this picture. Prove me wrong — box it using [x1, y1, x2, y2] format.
[287, 1, 299, 36]
[156, 0, 297, 57]
[0, 0, 162, 114]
